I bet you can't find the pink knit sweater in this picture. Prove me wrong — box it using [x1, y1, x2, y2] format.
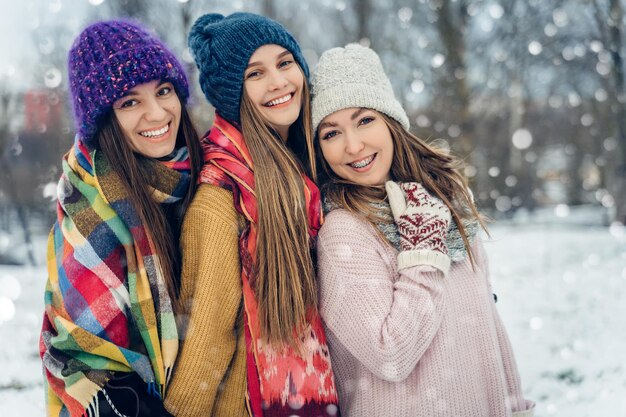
[317, 209, 535, 417]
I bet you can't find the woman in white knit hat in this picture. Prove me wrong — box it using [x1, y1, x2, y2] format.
[311, 43, 535, 417]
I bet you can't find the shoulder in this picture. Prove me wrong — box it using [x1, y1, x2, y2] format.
[320, 209, 378, 240]
[318, 209, 389, 259]
[183, 184, 244, 238]
[187, 184, 238, 222]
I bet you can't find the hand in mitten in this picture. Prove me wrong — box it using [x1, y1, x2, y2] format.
[385, 181, 451, 274]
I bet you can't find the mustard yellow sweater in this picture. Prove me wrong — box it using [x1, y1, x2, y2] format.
[165, 184, 248, 417]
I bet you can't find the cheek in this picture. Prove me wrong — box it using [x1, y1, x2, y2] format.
[291, 70, 304, 90]
[321, 142, 344, 166]
[115, 114, 136, 135]
[170, 102, 182, 119]
[243, 82, 262, 104]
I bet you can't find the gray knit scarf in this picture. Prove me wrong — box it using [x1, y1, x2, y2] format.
[324, 198, 479, 263]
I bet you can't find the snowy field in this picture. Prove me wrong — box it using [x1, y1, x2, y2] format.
[0, 223, 625, 416]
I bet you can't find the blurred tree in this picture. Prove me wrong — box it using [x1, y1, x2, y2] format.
[434, 0, 473, 157]
[355, 0, 372, 44]
[593, 0, 626, 222]
[262, 0, 276, 19]
[3, 0, 625, 225]
[0, 84, 36, 265]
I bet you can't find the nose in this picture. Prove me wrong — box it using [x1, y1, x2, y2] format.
[344, 130, 365, 155]
[267, 69, 288, 91]
[144, 97, 167, 122]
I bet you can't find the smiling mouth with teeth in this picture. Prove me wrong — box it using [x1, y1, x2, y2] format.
[349, 154, 376, 169]
[264, 93, 293, 107]
[139, 123, 169, 138]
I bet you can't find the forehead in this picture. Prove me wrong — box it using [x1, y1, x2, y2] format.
[248, 44, 290, 64]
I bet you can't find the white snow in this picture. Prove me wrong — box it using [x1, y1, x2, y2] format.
[486, 224, 626, 417]
[0, 224, 625, 416]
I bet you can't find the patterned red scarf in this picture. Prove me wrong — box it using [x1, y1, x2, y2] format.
[198, 115, 340, 416]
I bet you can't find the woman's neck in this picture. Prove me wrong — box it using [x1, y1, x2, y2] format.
[276, 125, 289, 142]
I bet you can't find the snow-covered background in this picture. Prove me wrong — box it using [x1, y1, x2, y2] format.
[2, 0, 626, 415]
[1, 219, 625, 416]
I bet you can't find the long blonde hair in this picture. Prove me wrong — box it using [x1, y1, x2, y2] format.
[317, 113, 486, 265]
[239, 74, 318, 348]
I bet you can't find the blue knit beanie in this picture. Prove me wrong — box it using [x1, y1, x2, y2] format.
[68, 20, 189, 148]
[188, 12, 309, 125]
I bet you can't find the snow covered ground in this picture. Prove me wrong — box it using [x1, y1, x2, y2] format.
[0, 223, 624, 416]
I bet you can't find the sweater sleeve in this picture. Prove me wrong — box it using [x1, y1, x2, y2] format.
[164, 185, 244, 417]
[474, 240, 535, 415]
[317, 210, 446, 382]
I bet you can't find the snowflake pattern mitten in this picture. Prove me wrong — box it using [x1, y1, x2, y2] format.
[385, 181, 452, 274]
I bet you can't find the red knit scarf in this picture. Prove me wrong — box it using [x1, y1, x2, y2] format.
[198, 115, 340, 416]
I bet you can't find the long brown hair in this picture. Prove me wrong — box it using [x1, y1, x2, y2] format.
[97, 103, 201, 314]
[239, 72, 318, 348]
[317, 112, 486, 265]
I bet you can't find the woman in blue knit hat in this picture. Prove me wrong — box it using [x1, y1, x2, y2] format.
[164, 12, 340, 417]
[39, 20, 202, 417]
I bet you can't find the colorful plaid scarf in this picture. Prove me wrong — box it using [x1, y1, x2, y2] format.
[40, 138, 191, 417]
[199, 115, 340, 416]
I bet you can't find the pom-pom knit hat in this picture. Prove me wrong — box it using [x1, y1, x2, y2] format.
[68, 20, 189, 147]
[311, 43, 409, 133]
[188, 12, 309, 125]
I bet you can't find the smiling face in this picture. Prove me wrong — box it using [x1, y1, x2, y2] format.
[318, 107, 394, 186]
[243, 44, 304, 141]
[112, 80, 181, 158]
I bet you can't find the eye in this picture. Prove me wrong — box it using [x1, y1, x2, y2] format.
[157, 85, 173, 96]
[118, 98, 138, 109]
[321, 130, 339, 140]
[245, 70, 262, 79]
[358, 116, 375, 126]
[278, 59, 294, 69]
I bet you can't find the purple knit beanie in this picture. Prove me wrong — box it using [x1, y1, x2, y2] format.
[68, 20, 189, 147]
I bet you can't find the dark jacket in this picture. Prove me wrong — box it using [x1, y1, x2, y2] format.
[97, 373, 173, 417]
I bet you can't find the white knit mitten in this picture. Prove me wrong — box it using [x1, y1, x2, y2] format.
[385, 181, 451, 274]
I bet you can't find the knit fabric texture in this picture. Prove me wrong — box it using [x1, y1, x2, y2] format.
[165, 185, 248, 417]
[40, 138, 190, 417]
[68, 20, 189, 147]
[188, 12, 309, 125]
[322, 197, 480, 263]
[317, 209, 535, 417]
[196, 116, 339, 416]
[311, 43, 410, 132]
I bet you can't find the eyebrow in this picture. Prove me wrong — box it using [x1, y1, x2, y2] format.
[247, 50, 292, 69]
[123, 81, 169, 97]
[319, 108, 370, 131]
[318, 120, 338, 131]
[350, 108, 368, 120]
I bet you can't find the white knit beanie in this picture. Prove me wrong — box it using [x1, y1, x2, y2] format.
[311, 43, 410, 133]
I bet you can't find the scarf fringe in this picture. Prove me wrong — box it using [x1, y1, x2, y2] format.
[165, 365, 173, 387]
[147, 381, 161, 399]
[84, 392, 100, 417]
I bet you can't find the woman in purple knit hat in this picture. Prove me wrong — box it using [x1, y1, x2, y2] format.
[39, 20, 202, 417]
